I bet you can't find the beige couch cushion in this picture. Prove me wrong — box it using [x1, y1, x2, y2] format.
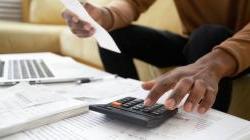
[29, 0, 65, 24]
[28, 0, 113, 25]
[135, 0, 182, 34]
[0, 21, 65, 54]
[60, 28, 103, 68]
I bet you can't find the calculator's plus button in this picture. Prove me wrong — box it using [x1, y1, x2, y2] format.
[111, 101, 122, 108]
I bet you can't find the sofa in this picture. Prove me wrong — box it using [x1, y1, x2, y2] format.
[0, 0, 249, 120]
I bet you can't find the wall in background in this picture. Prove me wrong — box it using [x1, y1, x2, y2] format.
[0, 0, 21, 21]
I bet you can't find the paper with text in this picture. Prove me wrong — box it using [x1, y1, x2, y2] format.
[60, 0, 121, 53]
[0, 83, 88, 138]
[83, 110, 250, 140]
[53, 78, 142, 99]
[2, 110, 250, 140]
[1, 112, 110, 140]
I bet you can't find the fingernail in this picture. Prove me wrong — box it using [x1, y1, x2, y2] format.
[91, 28, 96, 33]
[144, 98, 152, 106]
[185, 102, 193, 112]
[84, 3, 90, 8]
[165, 99, 176, 109]
[84, 24, 91, 30]
[89, 30, 95, 35]
[72, 17, 79, 23]
[142, 83, 148, 89]
[84, 3, 93, 10]
[198, 107, 206, 114]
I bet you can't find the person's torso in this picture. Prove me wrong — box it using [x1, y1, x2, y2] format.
[174, 0, 250, 34]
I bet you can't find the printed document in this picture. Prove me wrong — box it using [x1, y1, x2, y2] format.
[82, 110, 250, 140]
[0, 83, 88, 138]
[51, 78, 142, 99]
[2, 110, 250, 140]
[60, 0, 121, 53]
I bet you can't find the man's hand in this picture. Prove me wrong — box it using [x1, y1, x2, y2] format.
[62, 2, 113, 38]
[143, 49, 237, 114]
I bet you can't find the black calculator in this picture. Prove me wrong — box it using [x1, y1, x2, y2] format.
[89, 97, 178, 128]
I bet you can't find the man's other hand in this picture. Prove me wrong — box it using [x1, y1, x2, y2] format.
[62, 2, 112, 38]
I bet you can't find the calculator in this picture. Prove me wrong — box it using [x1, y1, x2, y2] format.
[89, 97, 178, 128]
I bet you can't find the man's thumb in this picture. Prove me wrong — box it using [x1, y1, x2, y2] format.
[84, 2, 95, 13]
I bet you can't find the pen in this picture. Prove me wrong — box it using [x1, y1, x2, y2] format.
[29, 75, 118, 85]
[76, 75, 118, 84]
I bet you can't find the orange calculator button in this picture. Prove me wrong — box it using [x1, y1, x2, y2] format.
[111, 101, 122, 108]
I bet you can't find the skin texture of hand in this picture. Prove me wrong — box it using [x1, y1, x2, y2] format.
[62, 2, 112, 38]
[143, 49, 237, 114]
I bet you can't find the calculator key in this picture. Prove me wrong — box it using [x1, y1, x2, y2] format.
[112, 101, 122, 108]
[131, 99, 144, 104]
[131, 103, 145, 110]
[117, 97, 136, 104]
[151, 106, 167, 115]
[149, 104, 163, 111]
[143, 104, 162, 113]
[122, 104, 131, 108]
[122, 99, 144, 108]
[132, 103, 144, 109]
[151, 111, 161, 115]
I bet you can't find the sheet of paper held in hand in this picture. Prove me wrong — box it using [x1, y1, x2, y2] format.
[60, 0, 121, 53]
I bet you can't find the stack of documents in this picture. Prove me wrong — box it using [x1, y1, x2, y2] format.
[0, 83, 88, 138]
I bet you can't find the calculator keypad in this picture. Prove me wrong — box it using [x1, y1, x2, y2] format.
[90, 97, 178, 128]
[110, 97, 169, 116]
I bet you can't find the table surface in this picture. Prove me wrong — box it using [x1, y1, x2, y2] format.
[0, 52, 249, 140]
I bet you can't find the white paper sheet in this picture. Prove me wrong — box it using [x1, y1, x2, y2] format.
[0, 83, 88, 138]
[2, 109, 249, 140]
[82, 110, 250, 140]
[1, 112, 110, 140]
[60, 0, 121, 53]
[52, 78, 142, 99]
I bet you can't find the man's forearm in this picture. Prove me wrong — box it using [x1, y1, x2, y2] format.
[99, 7, 114, 30]
[105, 0, 139, 30]
[214, 23, 250, 75]
[105, 0, 155, 30]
